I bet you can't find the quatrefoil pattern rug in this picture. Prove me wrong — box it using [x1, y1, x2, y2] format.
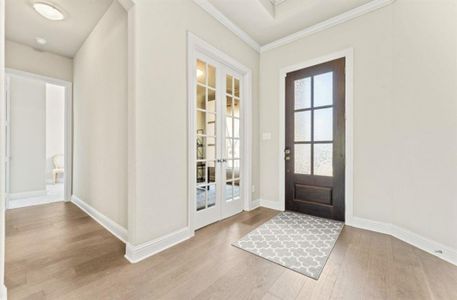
[232, 211, 344, 279]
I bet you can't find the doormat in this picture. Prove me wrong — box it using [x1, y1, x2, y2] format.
[232, 211, 343, 279]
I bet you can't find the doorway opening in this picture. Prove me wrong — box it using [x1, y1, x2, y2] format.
[4, 69, 72, 209]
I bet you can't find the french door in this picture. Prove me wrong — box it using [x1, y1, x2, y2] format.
[194, 55, 243, 229]
[285, 58, 345, 221]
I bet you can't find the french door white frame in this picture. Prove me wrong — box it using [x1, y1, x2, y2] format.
[187, 32, 252, 232]
[4, 68, 73, 206]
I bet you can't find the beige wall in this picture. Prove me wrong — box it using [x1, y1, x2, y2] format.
[5, 40, 73, 82]
[73, 1, 128, 228]
[259, 0, 457, 250]
[129, 0, 260, 245]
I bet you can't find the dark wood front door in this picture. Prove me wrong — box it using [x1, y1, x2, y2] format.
[285, 58, 345, 221]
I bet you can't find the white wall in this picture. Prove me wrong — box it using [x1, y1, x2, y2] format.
[8, 75, 46, 195]
[45, 83, 65, 183]
[0, 0, 6, 296]
[5, 40, 73, 82]
[259, 0, 457, 251]
[73, 1, 128, 228]
[128, 0, 260, 245]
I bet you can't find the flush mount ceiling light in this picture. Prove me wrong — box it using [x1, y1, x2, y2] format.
[33, 2, 65, 21]
[35, 37, 47, 45]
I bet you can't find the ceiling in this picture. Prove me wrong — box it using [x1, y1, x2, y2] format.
[6, 0, 113, 58]
[208, 0, 374, 46]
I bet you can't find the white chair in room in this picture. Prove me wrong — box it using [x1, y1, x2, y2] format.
[52, 154, 64, 184]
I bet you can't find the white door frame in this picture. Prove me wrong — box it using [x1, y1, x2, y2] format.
[4, 68, 73, 204]
[278, 48, 354, 222]
[187, 32, 252, 233]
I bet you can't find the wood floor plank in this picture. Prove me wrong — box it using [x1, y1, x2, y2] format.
[5, 202, 457, 300]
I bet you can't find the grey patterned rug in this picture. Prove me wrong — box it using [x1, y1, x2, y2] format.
[232, 211, 344, 279]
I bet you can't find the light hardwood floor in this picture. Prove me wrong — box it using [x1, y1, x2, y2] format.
[5, 202, 457, 300]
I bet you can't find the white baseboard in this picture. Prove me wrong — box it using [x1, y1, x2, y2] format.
[125, 227, 193, 263]
[8, 190, 46, 200]
[8, 197, 64, 210]
[259, 199, 285, 211]
[347, 216, 457, 267]
[0, 284, 7, 300]
[71, 195, 128, 243]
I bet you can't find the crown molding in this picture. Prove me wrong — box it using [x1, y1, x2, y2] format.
[193, 0, 261, 53]
[260, 0, 395, 52]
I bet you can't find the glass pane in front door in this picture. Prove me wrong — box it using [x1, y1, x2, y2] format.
[224, 74, 241, 202]
[196, 59, 218, 212]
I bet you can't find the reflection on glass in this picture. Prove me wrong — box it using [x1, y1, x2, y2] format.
[234, 119, 240, 138]
[207, 89, 216, 112]
[233, 139, 240, 159]
[208, 161, 216, 183]
[233, 99, 240, 118]
[314, 108, 333, 141]
[233, 180, 240, 198]
[226, 75, 233, 95]
[226, 96, 232, 116]
[226, 160, 233, 181]
[314, 144, 333, 176]
[196, 136, 205, 160]
[294, 144, 311, 174]
[233, 159, 240, 179]
[226, 117, 233, 138]
[196, 162, 206, 184]
[234, 78, 240, 98]
[197, 187, 206, 211]
[197, 60, 206, 85]
[208, 185, 216, 207]
[225, 181, 233, 200]
[294, 111, 311, 142]
[295, 77, 311, 110]
[314, 72, 333, 107]
[197, 85, 206, 110]
[225, 138, 232, 159]
[196, 111, 206, 135]
[206, 137, 216, 160]
[208, 65, 216, 88]
[207, 113, 216, 136]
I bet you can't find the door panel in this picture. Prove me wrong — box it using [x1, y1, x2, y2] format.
[285, 58, 345, 221]
[194, 57, 243, 229]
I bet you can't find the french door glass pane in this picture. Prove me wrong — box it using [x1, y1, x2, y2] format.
[207, 89, 216, 112]
[208, 65, 216, 88]
[196, 162, 206, 184]
[234, 119, 240, 138]
[225, 138, 232, 158]
[197, 60, 206, 85]
[314, 72, 333, 107]
[226, 117, 233, 137]
[233, 139, 240, 159]
[197, 111, 206, 134]
[208, 161, 216, 183]
[197, 85, 206, 110]
[197, 187, 206, 211]
[314, 143, 333, 176]
[233, 99, 240, 117]
[226, 96, 232, 115]
[207, 137, 216, 160]
[196, 136, 205, 160]
[233, 159, 240, 179]
[208, 185, 216, 207]
[294, 144, 311, 174]
[295, 111, 311, 142]
[226, 160, 233, 180]
[314, 108, 333, 141]
[234, 79, 240, 97]
[225, 182, 233, 200]
[233, 180, 240, 198]
[207, 113, 216, 136]
[295, 77, 311, 109]
[226, 75, 233, 94]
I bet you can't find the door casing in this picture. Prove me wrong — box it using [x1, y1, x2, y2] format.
[187, 32, 253, 233]
[278, 49, 354, 223]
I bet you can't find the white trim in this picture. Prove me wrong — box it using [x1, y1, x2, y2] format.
[125, 227, 193, 263]
[192, 0, 394, 54]
[0, 284, 6, 300]
[278, 48, 354, 219]
[4, 68, 73, 203]
[71, 195, 128, 243]
[347, 217, 457, 267]
[187, 32, 253, 233]
[192, 0, 261, 52]
[246, 198, 260, 211]
[260, 0, 395, 52]
[260, 199, 285, 211]
[8, 197, 63, 210]
[8, 190, 46, 200]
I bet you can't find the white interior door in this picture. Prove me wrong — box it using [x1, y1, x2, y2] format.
[194, 55, 243, 229]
